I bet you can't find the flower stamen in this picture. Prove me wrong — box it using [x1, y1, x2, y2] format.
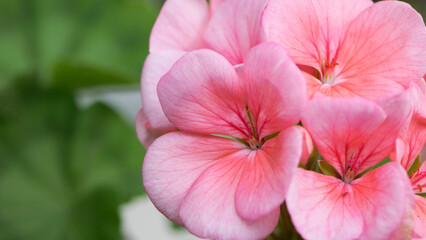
[321, 57, 339, 84]
[344, 153, 360, 183]
[244, 106, 262, 150]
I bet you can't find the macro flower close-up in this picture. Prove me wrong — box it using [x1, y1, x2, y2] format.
[262, 0, 426, 100]
[289, 93, 414, 239]
[137, 0, 426, 239]
[137, 0, 269, 148]
[1, 0, 425, 240]
[143, 43, 306, 239]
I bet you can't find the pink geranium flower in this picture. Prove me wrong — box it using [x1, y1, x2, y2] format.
[392, 80, 426, 239]
[286, 93, 415, 240]
[411, 163, 426, 240]
[142, 43, 306, 239]
[137, 0, 268, 148]
[262, 0, 426, 99]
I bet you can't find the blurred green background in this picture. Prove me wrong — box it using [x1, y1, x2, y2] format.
[0, 0, 160, 239]
[0, 0, 424, 239]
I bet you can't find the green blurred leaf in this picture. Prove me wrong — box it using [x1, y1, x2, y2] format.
[0, 0, 159, 89]
[0, 76, 145, 240]
[51, 60, 134, 90]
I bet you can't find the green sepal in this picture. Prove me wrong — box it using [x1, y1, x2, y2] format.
[262, 131, 280, 143]
[417, 193, 426, 198]
[354, 167, 372, 180]
[212, 134, 242, 142]
[305, 146, 319, 171]
[318, 160, 342, 179]
[212, 134, 250, 148]
[407, 155, 421, 177]
[372, 157, 392, 170]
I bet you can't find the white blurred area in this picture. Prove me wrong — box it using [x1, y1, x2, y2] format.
[120, 196, 201, 240]
[76, 85, 142, 124]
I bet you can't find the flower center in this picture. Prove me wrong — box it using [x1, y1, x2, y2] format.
[246, 135, 261, 150]
[243, 106, 262, 150]
[239, 106, 280, 150]
[320, 58, 339, 84]
[343, 153, 360, 183]
[410, 169, 426, 193]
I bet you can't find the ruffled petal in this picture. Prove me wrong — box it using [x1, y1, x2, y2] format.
[337, 1, 426, 98]
[302, 92, 410, 176]
[316, 80, 404, 100]
[303, 71, 322, 99]
[392, 82, 426, 170]
[302, 97, 386, 175]
[413, 195, 426, 239]
[158, 49, 248, 138]
[209, 0, 226, 14]
[235, 126, 302, 220]
[149, 0, 209, 52]
[135, 108, 174, 149]
[142, 132, 245, 225]
[204, 0, 268, 65]
[262, 0, 372, 69]
[141, 50, 185, 129]
[287, 162, 413, 240]
[179, 147, 279, 240]
[295, 126, 314, 166]
[243, 43, 306, 138]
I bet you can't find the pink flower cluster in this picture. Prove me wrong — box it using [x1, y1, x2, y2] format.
[136, 0, 426, 239]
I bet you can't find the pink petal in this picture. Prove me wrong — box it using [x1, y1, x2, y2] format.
[142, 132, 245, 225]
[204, 0, 268, 65]
[413, 196, 426, 239]
[302, 92, 410, 176]
[294, 126, 314, 166]
[389, 165, 417, 240]
[286, 162, 414, 240]
[315, 80, 404, 100]
[243, 43, 306, 138]
[302, 97, 386, 176]
[143, 122, 297, 239]
[262, 0, 372, 69]
[303, 72, 322, 99]
[350, 163, 415, 240]
[337, 1, 426, 97]
[149, 0, 209, 52]
[209, 0, 226, 14]
[135, 108, 174, 149]
[356, 91, 411, 172]
[393, 138, 406, 165]
[235, 126, 302, 220]
[179, 149, 279, 240]
[141, 51, 185, 129]
[390, 199, 416, 240]
[417, 77, 426, 94]
[158, 50, 248, 138]
[393, 82, 426, 170]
